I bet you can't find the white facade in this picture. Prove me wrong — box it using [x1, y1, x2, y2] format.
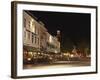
[23, 11, 60, 54]
[47, 32, 60, 53]
[23, 11, 40, 50]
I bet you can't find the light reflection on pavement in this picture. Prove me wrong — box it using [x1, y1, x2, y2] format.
[23, 60, 90, 69]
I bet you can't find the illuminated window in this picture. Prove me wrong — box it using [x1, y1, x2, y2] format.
[49, 35, 52, 43]
[30, 19, 35, 33]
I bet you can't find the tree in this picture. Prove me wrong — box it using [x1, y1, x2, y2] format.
[77, 39, 90, 56]
[61, 38, 74, 53]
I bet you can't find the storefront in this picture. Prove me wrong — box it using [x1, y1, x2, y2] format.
[23, 46, 40, 64]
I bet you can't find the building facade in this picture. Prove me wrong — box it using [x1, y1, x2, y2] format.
[23, 11, 60, 63]
[47, 32, 60, 53]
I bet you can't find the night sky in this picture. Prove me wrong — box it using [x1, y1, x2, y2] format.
[25, 10, 91, 51]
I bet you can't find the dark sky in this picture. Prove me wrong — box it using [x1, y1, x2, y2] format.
[26, 10, 91, 50]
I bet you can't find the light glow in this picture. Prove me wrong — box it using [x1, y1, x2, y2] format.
[70, 54, 74, 58]
[55, 50, 57, 53]
[49, 35, 52, 43]
[27, 58, 31, 61]
[30, 19, 35, 33]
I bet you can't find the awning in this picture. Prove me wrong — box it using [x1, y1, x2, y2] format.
[23, 45, 40, 52]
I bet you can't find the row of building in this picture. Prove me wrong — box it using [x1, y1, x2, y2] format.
[23, 11, 61, 62]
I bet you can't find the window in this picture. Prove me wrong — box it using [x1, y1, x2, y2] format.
[24, 18, 26, 28]
[28, 21, 31, 29]
[38, 38, 39, 45]
[32, 33, 34, 43]
[35, 36, 37, 44]
[32, 21, 35, 33]
[34, 26, 37, 34]
[38, 29, 39, 35]
[24, 31, 26, 39]
[28, 32, 30, 40]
